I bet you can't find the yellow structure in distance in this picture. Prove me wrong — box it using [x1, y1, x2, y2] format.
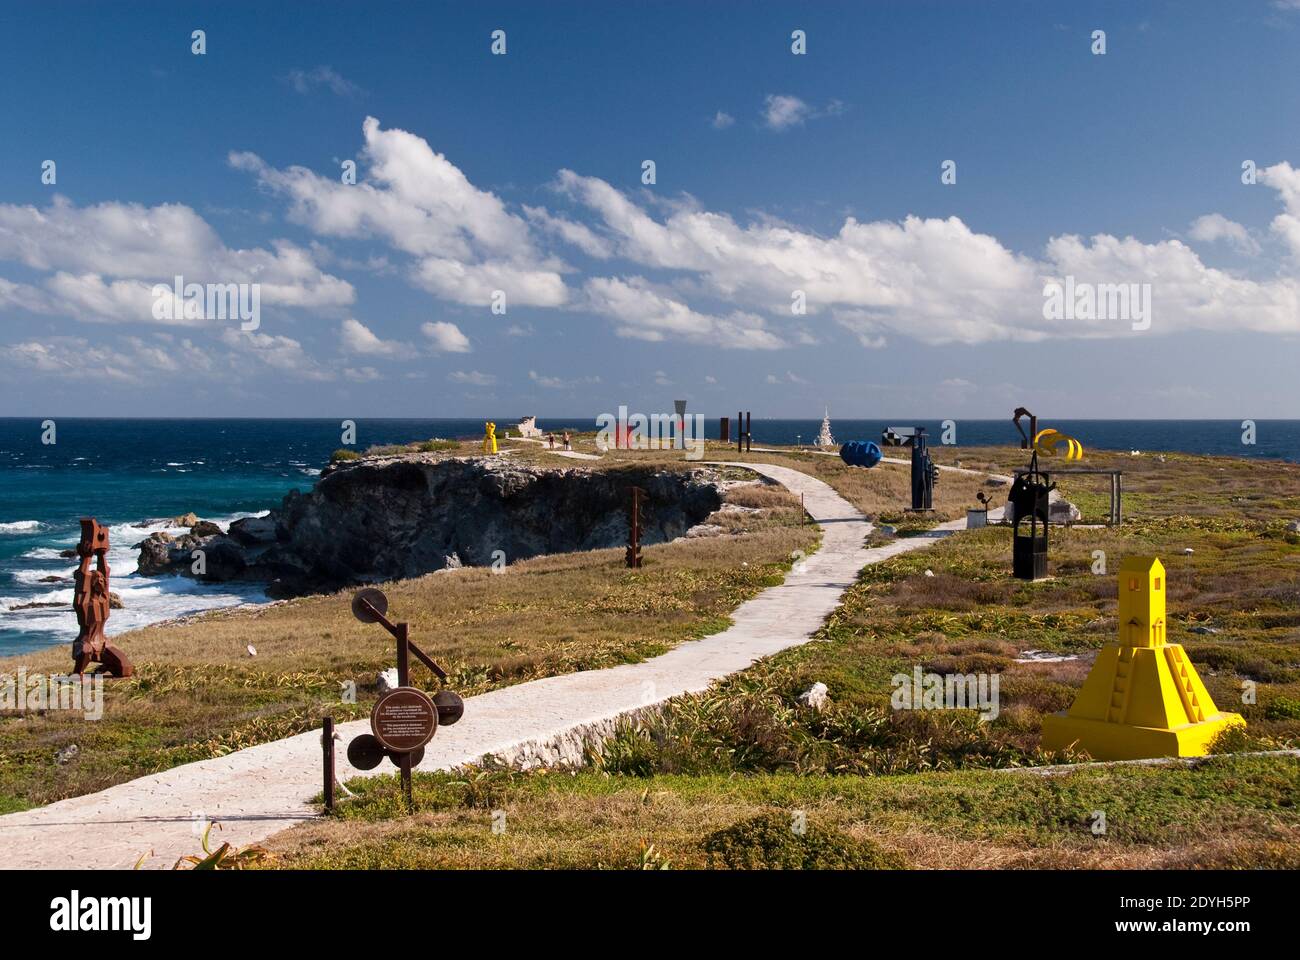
[1033, 427, 1084, 460]
[483, 421, 498, 454]
[1040, 556, 1244, 760]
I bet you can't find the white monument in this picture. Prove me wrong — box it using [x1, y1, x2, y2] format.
[516, 415, 542, 439]
[815, 407, 835, 449]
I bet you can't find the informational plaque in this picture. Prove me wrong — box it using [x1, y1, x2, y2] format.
[370, 687, 437, 752]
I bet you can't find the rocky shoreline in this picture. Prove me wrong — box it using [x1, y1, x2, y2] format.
[135, 455, 723, 598]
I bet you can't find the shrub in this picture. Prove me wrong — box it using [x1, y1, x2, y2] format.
[702, 812, 906, 869]
[1264, 696, 1300, 721]
[330, 449, 360, 462]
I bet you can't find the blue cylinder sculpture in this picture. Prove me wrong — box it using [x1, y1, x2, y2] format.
[839, 440, 882, 468]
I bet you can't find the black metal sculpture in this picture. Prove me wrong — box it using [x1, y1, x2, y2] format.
[881, 426, 938, 512]
[1008, 451, 1053, 580]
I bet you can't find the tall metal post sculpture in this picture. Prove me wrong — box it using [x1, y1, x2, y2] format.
[736, 410, 752, 453]
[881, 426, 937, 512]
[1008, 451, 1052, 580]
[1013, 407, 1038, 450]
[346, 589, 465, 809]
[673, 400, 687, 450]
[719, 416, 730, 444]
[72, 518, 133, 677]
[626, 485, 645, 568]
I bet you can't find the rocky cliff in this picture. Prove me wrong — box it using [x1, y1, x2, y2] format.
[137, 456, 723, 597]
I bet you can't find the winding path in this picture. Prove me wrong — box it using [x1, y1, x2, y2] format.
[0, 461, 969, 869]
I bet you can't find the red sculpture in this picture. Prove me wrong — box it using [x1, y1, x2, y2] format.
[72, 518, 133, 677]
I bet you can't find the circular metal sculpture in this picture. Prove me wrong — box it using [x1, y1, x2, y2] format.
[338, 588, 468, 809]
[346, 733, 386, 771]
[371, 687, 438, 753]
[351, 587, 389, 624]
[433, 689, 465, 726]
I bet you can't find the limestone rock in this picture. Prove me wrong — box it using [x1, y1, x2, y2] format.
[797, 682, 829, 712]
[190, 520, 223, 538]
[137, 457, 722, 598]
[173, 512, 200, 528]
[135, 532, 178, 575]
[55, 743, 80, 765]
[228, 515, 279, 546]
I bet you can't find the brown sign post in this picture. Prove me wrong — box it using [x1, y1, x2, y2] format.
[338, 588, 464, 810]
[626, 485, 645, 568]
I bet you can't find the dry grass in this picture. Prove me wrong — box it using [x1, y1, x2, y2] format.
[0, 475, 816, 810]
[263, 754, 1300, 870]
[257, 447, 1300, 870]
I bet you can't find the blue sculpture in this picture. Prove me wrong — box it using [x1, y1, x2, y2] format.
[839, 440, 883, 468]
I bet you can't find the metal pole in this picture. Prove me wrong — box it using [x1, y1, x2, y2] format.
[737, 411, 742, 453]
[745, 411, 752, 452]
[322, 717, 335, 812]
[400, 751, 413, 810]
[396, 623, 410, 687]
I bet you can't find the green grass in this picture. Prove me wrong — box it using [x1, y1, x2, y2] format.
[0, 474, 815, 809]
[261, 447, 1300, 869]
[264, 754, 1300, 869]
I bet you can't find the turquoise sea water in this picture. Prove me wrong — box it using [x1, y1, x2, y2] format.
[1, 417, 1297, 658]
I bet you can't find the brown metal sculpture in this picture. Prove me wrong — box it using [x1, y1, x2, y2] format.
[341, 588, 464, 810]
[72, 518, 133, 677]
[626, 485, 645, 568]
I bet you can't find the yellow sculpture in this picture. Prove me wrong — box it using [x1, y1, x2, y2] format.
[482, 421, 497, 453]
[1033, 427, 1083, 460]
[1041, 557, 1244, 760]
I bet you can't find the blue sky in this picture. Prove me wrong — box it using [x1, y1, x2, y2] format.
[1, 0, 1298, 419]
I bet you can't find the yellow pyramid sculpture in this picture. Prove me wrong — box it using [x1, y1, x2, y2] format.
[1041, 556, 1243, 760]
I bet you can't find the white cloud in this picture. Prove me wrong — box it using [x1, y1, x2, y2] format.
[556, 169, 1300, 344]
[421, 320, 472, 353]
[523, 205, 613, 259]
[711, 111, 736, 129]
[529, 369, 601, 390]
[231, 117, 568, 308]
[582, 275, 784, 349]
[0, 195, 353, 324]
[759, 95, 844, 131]
[449, 369, 496, 386]
[340, 317, 405, 356]
[218, 328, 331, 380]
[762, 95, 812, 131]
[1187, 214, 1260, 255]
[283, 66, 361, 97]
[343, 366, 381, 382]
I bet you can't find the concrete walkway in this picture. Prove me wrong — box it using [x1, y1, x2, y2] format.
[0, 461, 966, 870]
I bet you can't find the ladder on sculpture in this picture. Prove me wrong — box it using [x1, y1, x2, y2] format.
[1165, 646, 1205, 723]
[1107, 646, 1134, 724]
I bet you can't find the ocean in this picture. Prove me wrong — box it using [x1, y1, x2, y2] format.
[2, 417, 1297, 658]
